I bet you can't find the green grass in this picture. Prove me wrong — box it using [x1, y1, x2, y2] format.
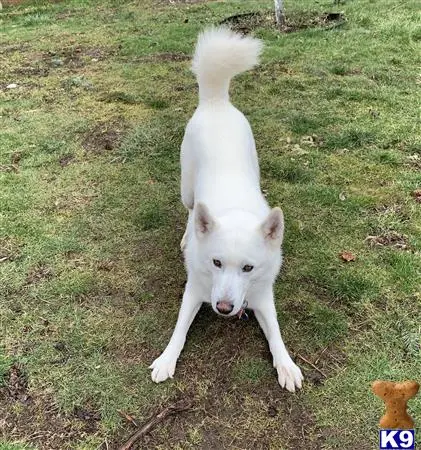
[0, 444, 36, 450]
[1, 0, 420, 448]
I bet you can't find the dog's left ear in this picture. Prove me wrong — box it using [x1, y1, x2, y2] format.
[195, 202, 215, 238]
[261, 207, 284, 244]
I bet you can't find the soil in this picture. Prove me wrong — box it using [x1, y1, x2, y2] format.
[141, 52, 190, 63]
[160, 0, 217, 4]
[220, 10, 346, 34]
[59, 153, 75, 167]
[0, 237, 23, 262]
[82, 120, 127, 154]
[365, 231, 410, 250]
[110, 303, 335, 449]
[0, 364, 101, 449]
[25, 264, 53, 285]
[2, 0, 63, 5]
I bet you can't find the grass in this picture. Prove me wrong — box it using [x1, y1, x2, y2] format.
[1, 0, 420, 448]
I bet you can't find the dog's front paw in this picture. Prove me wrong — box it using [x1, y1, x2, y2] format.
[149, 354, 177, 383]
[274, 355, 303, 392]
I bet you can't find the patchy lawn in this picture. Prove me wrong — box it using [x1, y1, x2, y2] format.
[1, 0, 420, 448]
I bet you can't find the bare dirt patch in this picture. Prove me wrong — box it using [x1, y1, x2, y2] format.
[0, 369, 101, 449]
[10, 45, 114, 80]
[73, 405, 101, 434]
[406, 154, 421, 170]
[25, 264, 53, 285]
[3, 364, 31, 404]
[0, 237, 23, 262]
[82, 120, 127, 154]
[220, 10, 346, 34]
[411, 189, 421, 203]
[0, 43, 31, 55]
[160, 0, 217, 4]
[59, 153, 75, 167]
[12, 64, 49, 77]
[372, 203, 411, 225]
[44, 46, 112, 68]
[365, 231, 410, 250]
[111, 306, 329, 449]
[141, 52, 190, 63]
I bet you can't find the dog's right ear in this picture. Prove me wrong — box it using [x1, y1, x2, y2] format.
[195, 203, 215, 238]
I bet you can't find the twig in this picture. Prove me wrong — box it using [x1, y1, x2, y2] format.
[314, 346, 328, 365]
[297, 354, 327, 379]
[118, 410, 139, 427]
[118, 399, 193, 450]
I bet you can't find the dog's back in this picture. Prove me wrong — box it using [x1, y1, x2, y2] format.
[181, 27, 267, 216]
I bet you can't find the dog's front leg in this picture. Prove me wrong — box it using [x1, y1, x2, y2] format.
[149, 283, 201, 383]
[254, 291, 303, 392]
[180, 209, 193, 252]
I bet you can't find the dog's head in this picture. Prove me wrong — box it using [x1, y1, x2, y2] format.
[193, 203, 284, 317]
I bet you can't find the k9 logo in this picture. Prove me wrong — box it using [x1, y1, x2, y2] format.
[379, 430, 415, 449]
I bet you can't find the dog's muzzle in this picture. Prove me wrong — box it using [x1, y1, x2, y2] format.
[216, 301, 233, 315]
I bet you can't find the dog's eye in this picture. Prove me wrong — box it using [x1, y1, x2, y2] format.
[213, 259, 222, 268]
[242, 265, 254, 272]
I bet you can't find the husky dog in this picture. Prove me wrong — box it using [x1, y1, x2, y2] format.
[150, 27, 303, 392]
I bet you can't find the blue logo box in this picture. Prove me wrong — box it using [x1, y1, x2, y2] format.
[379, 430, 415, 449]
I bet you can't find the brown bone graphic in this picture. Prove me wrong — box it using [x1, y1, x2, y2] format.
[372, 380, 419, 429]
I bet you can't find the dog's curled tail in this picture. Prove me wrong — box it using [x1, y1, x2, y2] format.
[192, 27, 263, 104]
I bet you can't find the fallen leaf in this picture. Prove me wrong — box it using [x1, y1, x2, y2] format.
[11, 152, 22, 165]
[339, 251, 356, 262]
[411, 190, 421, 203]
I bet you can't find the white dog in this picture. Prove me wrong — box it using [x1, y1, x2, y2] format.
[149, 27, 303, 392]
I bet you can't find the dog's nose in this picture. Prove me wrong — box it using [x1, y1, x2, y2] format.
[216, 301, 233, 315]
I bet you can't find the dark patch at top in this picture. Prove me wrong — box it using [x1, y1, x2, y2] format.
[158, 0, 217, 4]
[142, 52, 190, 63]
[220, 11, 270, 34]
[219, 10, 346, 34]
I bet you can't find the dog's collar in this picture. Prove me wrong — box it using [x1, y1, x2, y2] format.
[237, 300, 249, 320]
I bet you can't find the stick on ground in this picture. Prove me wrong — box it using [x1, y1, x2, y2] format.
[297, 353, 327, 379]
[118, 399, 193, 450]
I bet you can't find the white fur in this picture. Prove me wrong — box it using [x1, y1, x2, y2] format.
[150, 27, 303, 392]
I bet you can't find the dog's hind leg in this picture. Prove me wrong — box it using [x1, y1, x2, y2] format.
[149, 282, 201, 383]
[253, 290, 303, 392]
